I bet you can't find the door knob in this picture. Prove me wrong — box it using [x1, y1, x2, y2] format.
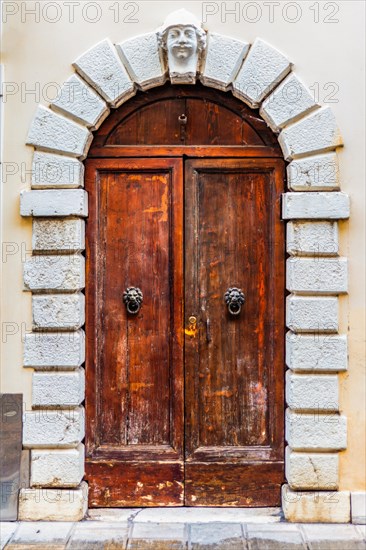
[123, 287, 143, 315]
[224, 287, 245, 316]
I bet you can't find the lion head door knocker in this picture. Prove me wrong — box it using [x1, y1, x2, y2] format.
[157, 9, 207, 84]
[123, 287, 143, 315]
[224, 287, 245, 316]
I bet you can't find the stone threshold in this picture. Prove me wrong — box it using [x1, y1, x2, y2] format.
[87, 506, 283, 523]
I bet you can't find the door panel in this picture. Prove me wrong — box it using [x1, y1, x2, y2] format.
[85, 158, 184, 507]
[85, 155, 285, 508]
[184, 159, 285, 506]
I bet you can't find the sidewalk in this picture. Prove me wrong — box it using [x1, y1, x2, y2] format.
[1, 508, 365, 549]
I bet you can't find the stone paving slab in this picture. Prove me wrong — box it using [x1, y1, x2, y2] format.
[67, 521, 129, 549]
[190, 523, 245, 549]
[300, 523, 366, 549]
[0, 524, 17, 550]
[1, 513, 366, 549]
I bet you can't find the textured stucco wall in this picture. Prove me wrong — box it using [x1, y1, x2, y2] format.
[1, 0, 365, 491]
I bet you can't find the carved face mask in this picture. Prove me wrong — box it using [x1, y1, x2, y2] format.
[166, 26, 198, 60]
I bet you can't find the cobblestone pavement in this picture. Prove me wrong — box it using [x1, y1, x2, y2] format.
[1, 508, 365, 549]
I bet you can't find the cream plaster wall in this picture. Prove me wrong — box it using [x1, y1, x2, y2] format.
[1, 0, 365, 490]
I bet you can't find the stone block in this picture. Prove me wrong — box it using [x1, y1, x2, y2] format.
[282, 485, 350, 523]
[32, 368, 85, 407]
[260, 73, 319, 133]
[117, 32, 166, 90]
[24, 331, 85, 369]
[278, 107, 343, 161]
[20, 189, 88, 218]
[7, 521, 74, 546]
[286, 371, 339, 411]
[51, 74, 109, 130]
[285, 409, 347, 451]
[32, 293, 85, 330]
[23, 408, 85, 448]
[283, 192, 350, 220]
[302, 524, 365, 547]
[287, 153, 340, 191]
[32, 292, 85, 330]
[200, 32, 249, 91]
[351, 492, 366, 524]
[31, 445, 84, 487]
[285, 447, 339, 490]
[31, 152, 84, 189]
[287, 221, 339, 256]
[18, 481, 88, 521]
[233, 38, 291, 107]
[286, 257, 348, 294]
[32, 219, 85, 253]
[24, 255, 85, 292]
[286, 332, 347, 373]
[286, 296, 338, 333]
[26, 105, 92, 159]
[73, 38, 135, 107]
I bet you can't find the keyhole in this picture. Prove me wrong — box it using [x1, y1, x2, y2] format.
[178, 113, 187, 142]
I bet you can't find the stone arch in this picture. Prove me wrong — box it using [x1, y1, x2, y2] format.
[19, 20, 351, 522]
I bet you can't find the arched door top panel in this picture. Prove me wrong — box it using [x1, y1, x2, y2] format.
[89, 84, 281, 152]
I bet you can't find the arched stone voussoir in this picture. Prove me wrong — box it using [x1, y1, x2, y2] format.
[260, 73, 319, 134]
[116, 32, 167, 91]
[73, 38, 136, 108]
[50, 74, 110, 131]
[278, 106, 343, 161]
[233, 38, 293, 108]
[200, 32, 249, 92]
[26, 105, 93, 160]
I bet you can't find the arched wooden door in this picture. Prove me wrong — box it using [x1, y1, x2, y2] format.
[85, 84, 285, 507]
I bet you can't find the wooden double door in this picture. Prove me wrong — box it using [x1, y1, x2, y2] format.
[85, 154, 285, 507]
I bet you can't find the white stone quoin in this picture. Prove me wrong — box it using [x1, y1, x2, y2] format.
[286, 410, 347, 451]
[260, 73, 319, 133]
[286, 296, 339, 333]
[283, 192, 350, 220]
[200, 33, 249, 91]
[287, 221, 339, 256]
[286, 257, 348, 294]
[19, 482, 88, 521]
[233, 38, 292, 107]
[26, 105, 92, 159]
[278, 106, 343, 161]
[286, 371, 339, 411]
[282, 485, 350, 523]
[32, 293, 85, 330]
[23, 408, 85, 448]
[51, 74, 110, 130]
[73, 38, 135, 107]
[31, 445, 85, 488]
[287, 153, 340, 191]
[32, 219, 85, 253]
[117, 32, 166, 90]
[286, 332, 348, 372]
[24, 255, 85, 292]
[24, 331, 85, 369]
[20, 190, 88, 218]
[31, 152, 85, 189]
[32, 369, 85, 407]
[285, 447, 339, 490]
